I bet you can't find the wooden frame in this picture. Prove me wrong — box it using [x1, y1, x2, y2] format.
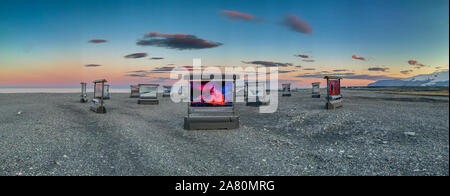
[137, 84, 159, 104]
[80, 82, 88, 103]
[184, 74, 239, 130]
[324, 76, 343, 109]
[282, 83, 292, 96]
[90, 79, 107, 113]
[312, 82, 321, 98]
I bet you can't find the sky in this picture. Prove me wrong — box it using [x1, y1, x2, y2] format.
[0, 0, 448, 88]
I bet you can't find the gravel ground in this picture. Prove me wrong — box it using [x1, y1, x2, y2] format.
[0, 89, 448, 176]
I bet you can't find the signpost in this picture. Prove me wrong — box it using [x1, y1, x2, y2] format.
[282, 83, 291, 96]
[312, 82, 321, 98]
[138, 84, 159, 104]
[90, 79, 107, 113]
[130, 85, 140, 98]
[184, 74, 239, 130]
[324, 76, 343, 109]
[80, 82, 88, 103]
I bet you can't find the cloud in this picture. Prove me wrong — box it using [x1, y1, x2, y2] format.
[295, 54, 309, 58]
[295, 65, 302, 68]
[415, 63, 425, 69]
[137, 32, 222, 50]
[88, 39, 108, 43]
[302, 59, 315, 63]
[151, 66, 175, 73]
[124, 53, 148, 59]
[84, 64, 102, 67]
[144, 32, 196, 39]
[400, 70, 413, 75]
[282, 14, 312, 34]
[333, 69, 348, 72]
[352, 55, 366, 61]
[242, 61, 293, 67]
[296, 72, 397, 80]
[150, 57, 164, 60]
[220, 10, 262, 21]
[368, 67, 389, 72]
[279, 70, 294, 74]
[303, 68, 316, 71]
[125, 74, 148, 77]
[408, 60, 418, 65]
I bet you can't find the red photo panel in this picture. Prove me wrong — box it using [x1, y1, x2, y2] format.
[328, 79, 340, 96]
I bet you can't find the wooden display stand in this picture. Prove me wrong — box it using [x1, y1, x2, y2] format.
[312, 82, 321, 98]
[138, 84, 159, 105]
[103, 84, 110, 100]
[80, 82, 88, 103]
[130, 85, 140, 98]
[282, 83, 291, 96]
[184, 74, 239, 130]
[163, 86, 171, 97]
[245, 81, 268, 106]
[324, 76, 343, 109]
[90, 79, 107, 113]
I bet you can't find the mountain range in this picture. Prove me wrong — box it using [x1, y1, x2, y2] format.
[368, 70, 449, 87]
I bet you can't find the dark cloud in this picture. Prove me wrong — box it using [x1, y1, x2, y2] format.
[415, 63, 425, 69]
[282, 14, 312, 34]
[151, 66, 175, 73]
[333, 69, 348, 72]
[150, 57, 164, 60]
[88, 39, 108, 43]
[220, 10, 262, 21]
[295, 65, 302, 68]
[297, 72, 397, 80]
[352, 55, 366, 61]
[303, 68, 316, 71]
[124, 53, 148, 59]
[295, 54, 309, 58]
[408, 60, 418, 65]
[302, 59, 315, 63]
[242, 61, 293, 67]
[400, 70, 413, 75]
[368, 67, 389, 72]
[125, 74, 148, 77]
[137, 32, 222, 50]
[144, 32, 196, 39]
[84, 64, 102, 67]
[279, 70, 294, 74]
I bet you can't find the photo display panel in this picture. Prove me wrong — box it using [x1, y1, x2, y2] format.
[282, 84, 290, 93]
[164, 86, 172, 93]
[328, 80, 340, 96]
[140, 85, 158, 98]
[190, 80, 233, 107]
[94, 83, 103, 98]
[130, 85, 139, 95]
[81, 83, 86, 94]
[312, 83, 320, 93]
[104, 85, 110, 97]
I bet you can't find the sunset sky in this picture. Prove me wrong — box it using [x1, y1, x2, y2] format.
[0, 0, 448, 88]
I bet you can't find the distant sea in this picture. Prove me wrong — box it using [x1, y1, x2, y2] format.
[0, 87, 130, 93]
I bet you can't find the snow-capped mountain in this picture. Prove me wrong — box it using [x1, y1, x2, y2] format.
[368, 70, 449, 86]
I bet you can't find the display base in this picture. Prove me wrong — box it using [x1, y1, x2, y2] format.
[162, 94, 171, 97]
[80, 98, 88, 103]
[138, 99, 159, 105]
[184, 116, 239, 130]
[326, 99, 343, 109]
[312, 94, 321, 98]
[282, 94, 291, 96]
[130, 95, 139, 98]
[90, 104, 106, 113]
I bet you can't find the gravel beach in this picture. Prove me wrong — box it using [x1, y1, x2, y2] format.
[0, 89, 448, 176]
